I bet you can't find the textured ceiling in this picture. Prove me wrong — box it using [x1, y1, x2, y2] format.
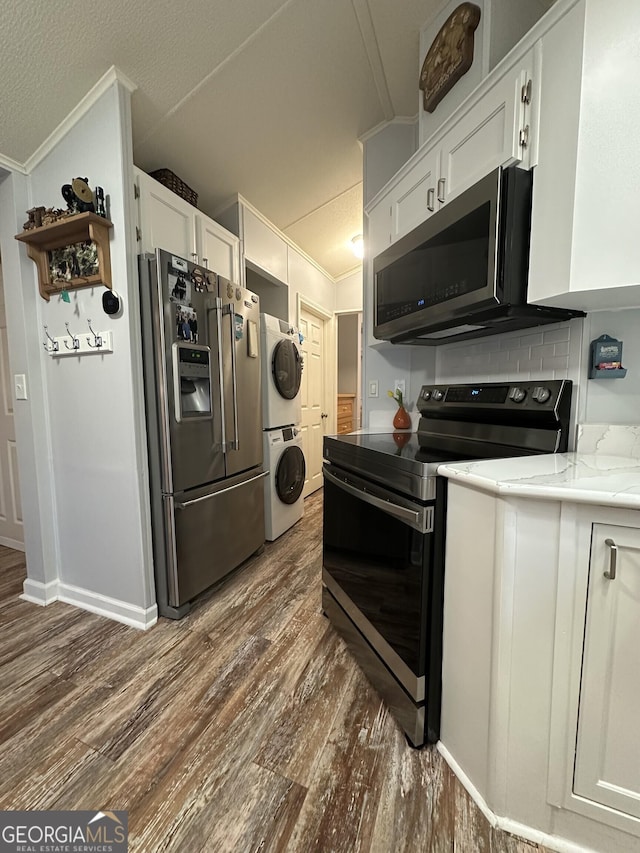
[0, 0, 556, 279]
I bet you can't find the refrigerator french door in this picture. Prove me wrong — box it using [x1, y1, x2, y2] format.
[139, 249, 265, 618]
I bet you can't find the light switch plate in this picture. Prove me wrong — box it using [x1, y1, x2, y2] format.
[14, 374, 27, 400]
[368, 380, 378, 397]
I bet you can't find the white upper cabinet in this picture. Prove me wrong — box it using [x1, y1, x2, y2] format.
[528, 0, 640, 311]
[391, 147, 441, 242]
[366, 44, 535, 251]
[136, 168, 197, 260]
[242, 207, 289, 285]
[196, 217, 239, 283]
[440, 49, 535, 205]
[134, 168, 240, 281]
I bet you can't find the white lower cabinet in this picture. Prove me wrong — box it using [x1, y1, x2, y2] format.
[574, 522, 640, 820]
[442, 483, 640, 852]
[134, 168, 240, 281]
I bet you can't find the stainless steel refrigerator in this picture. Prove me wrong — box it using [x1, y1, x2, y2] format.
[139, 248, 265, 618]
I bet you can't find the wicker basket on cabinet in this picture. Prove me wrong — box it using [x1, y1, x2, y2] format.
[149, 169, 198, 207]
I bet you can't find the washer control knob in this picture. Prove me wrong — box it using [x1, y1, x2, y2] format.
[432, 389, 444, 401]
[532, 386, 552, 404]
[509, 386, 527, 403]
[422, 389, 432, 400]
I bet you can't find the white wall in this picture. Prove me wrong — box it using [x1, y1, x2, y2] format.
[0, 172, 59, 588]
[4, 77, 156, 626]
[335, 268, 363, 313]
[288, 246, 335, 321]
[582, 309, 640, 425]
[362, 120, 417, 206]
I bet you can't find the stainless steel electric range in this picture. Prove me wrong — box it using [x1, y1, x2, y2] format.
[322, 380, 573, 747]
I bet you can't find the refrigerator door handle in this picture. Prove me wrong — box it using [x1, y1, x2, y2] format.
[224, 305, 240, 451]
[175, 470, 268, 508]
[214, 297, 227, 451]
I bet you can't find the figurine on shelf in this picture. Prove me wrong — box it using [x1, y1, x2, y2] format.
[41, 207, 68, 226]
[22, 206, 46, 230]
[94, 186, 106, 218]
[61, 178, 95, 214]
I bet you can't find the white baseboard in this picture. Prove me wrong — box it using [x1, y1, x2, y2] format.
[21, 578, 157, 630]
[21, 577, 60, 606]
[437, 742, 595, 853]
[0, 535, 25, 551]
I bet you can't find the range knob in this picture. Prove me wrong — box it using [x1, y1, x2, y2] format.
[532, 386, 552, 404]
[509, 386, 527, 403]
[432, 389, 444, 401]
[422, 389, 432, 401]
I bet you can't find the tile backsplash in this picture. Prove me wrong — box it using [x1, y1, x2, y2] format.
[435, 320, 582, 384]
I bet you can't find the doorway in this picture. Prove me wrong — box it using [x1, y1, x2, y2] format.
[0, 255, 24, 550]
[298, 300, 334, 498]
[337, 312, 362, 432]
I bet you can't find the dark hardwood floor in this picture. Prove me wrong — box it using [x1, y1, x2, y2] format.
[0, 493, 551, 852]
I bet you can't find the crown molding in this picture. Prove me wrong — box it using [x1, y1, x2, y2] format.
[0, 153, 27, 175]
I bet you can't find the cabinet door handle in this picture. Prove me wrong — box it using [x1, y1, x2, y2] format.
[604, 538, 617, 580]
[427, 188, 435, 212]
[519, 125, 530, 148]
[437, 177, 446, 204]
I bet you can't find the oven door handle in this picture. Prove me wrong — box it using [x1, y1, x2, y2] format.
[323, 466, 433, 534]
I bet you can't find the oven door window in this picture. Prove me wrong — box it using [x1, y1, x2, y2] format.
[323, 474, 434, 678]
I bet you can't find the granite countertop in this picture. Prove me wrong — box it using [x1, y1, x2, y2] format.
[438, 452, 640, 510]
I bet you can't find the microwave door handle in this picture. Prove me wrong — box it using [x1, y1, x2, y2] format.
[323, 466, 431, 533]
[224, 305, 240, 450]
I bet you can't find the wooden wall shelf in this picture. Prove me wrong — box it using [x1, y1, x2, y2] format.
[15, 212, 113, 302]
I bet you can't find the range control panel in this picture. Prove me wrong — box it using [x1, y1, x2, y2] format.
[417, 380, 571, 414]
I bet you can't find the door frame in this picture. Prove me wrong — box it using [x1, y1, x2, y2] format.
[296, 294, 337, 438]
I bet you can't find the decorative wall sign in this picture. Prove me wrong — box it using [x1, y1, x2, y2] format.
[589, 334, 627, 379]
[419, 3, 481, 113]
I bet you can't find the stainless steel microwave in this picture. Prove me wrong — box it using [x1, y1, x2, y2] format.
[373, 167, 584, 345]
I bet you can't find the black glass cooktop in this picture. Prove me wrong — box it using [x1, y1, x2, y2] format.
[323, 433, 472, 501]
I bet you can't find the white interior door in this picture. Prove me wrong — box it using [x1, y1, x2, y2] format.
[299, 305, 325, 497]
[0, 258, 24, 550]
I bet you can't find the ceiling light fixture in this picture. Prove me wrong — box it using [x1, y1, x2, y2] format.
[351, 234, 364, 259]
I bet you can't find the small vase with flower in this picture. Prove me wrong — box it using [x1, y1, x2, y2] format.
[388, 388, 412, 430]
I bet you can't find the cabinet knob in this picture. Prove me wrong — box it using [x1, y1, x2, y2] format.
[202, 258, 208, 268]
[604, 538, 617, 580]
[191, 253, 198, 262]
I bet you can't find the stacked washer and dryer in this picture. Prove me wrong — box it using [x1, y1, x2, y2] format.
[260, 313, 306, 541]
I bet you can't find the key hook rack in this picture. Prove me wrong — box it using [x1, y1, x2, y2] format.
[42, 321, 114, 358]
[86, 319, 103, 349]
[43, 326, 59, 353]
[64, 322, 80, 351]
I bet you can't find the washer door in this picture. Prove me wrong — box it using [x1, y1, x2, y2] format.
[275, 445, 306, 504]
[272, 340, 302, 400]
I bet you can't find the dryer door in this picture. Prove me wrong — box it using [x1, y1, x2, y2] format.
[272, 339, 302, 400]
[275, 445, 306, 504]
